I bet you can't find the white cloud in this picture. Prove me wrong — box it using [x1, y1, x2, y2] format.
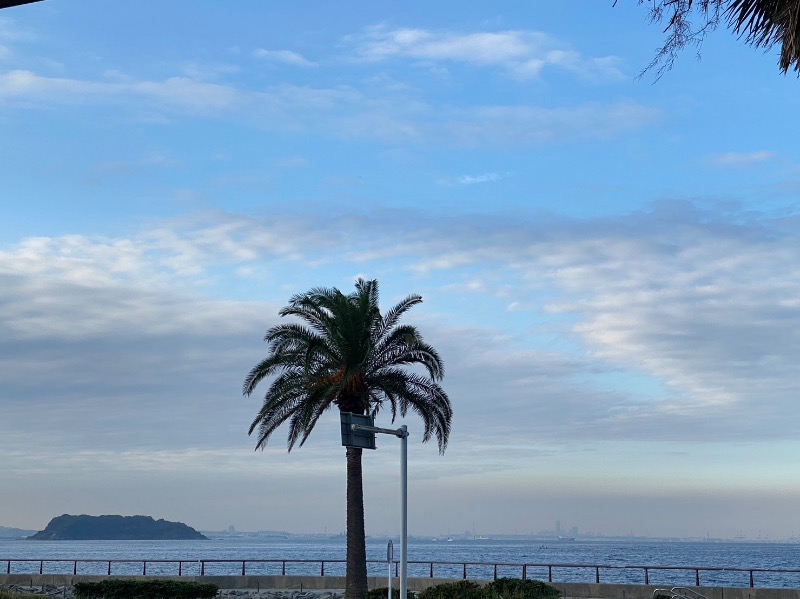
[181, 61, 241, 80]
[0, 16, 35, 43]
[317, 96, 659, 147]
[457, 173, 501, 185]
[0, 66, 657, 146]
[254, 48, 317, 67]
[130, 77, 240, 111]
[0, 70, 240, 113]
[2, 203, 799, 448]
[356, 28, 538, 63]
[709, 151, 774, 167]
[436, 102, 661, 147]
[439, 172, 502, 186]
[348, 25, 625, 81]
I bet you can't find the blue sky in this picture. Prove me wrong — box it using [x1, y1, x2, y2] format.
[2, 0, 800, 540]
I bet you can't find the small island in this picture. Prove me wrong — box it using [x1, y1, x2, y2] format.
[28, 514, 207, 540]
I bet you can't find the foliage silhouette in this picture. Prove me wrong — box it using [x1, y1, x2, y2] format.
[244, 279, 452, 599]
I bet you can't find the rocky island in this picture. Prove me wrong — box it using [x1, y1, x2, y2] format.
[28, 514, 207, 540]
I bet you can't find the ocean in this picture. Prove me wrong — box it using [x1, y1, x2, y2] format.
[2, 537, 800, 589]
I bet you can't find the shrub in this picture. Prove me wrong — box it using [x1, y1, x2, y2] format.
[417, 580, 485, 599]
[414, 579, 560, 599]
[73, 579, 218, 599]
[486, 578, 561, 599]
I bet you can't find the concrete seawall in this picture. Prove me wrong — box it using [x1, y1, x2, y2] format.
[549, 583, 800, 599]
[4, 575, 800, 599]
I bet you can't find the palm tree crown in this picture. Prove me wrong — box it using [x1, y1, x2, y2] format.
[243, 278, 452, 452]
[243, 279, 452, 599]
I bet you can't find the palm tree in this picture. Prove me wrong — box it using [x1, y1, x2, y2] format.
[637, 0, 800, 75]
[727, 0, 800, 73]
[243, 279, 452, 599]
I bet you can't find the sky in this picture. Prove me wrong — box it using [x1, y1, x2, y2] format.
[2, 0, 800, 541]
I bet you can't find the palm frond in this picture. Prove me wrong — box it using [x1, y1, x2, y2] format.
[376, 294, 423, 337]
[640, 0, 800, 76]
[244, 278, 452, 453]
[291, 387, 338, 449]
[243, 352, 300, 396]
[726, 0, 800, 73]
[368, 368, 452, 453]
[371, 325, 445, 380]
[248, 370, 308, 448]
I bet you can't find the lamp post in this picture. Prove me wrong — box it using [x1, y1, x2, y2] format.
[348, 420, 409, 599]
[399, 425, 408, 599]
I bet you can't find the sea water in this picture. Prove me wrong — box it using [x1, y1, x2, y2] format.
[1, 537, 799, 588]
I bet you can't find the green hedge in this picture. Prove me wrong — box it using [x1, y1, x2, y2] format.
[68, 578, 558, 599]
[416, 578, 560, 599]
[486, 578, 561, 599]
[418, 580, 484, 599]
[73, 579, 218, 599]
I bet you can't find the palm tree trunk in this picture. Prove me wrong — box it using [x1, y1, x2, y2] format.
[345, 446, 368, 599]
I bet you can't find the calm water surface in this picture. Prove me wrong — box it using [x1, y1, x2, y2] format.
[2, 537, 799, 588]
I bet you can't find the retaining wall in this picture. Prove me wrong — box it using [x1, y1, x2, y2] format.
[551, 583, 800, 599]
[4, 575, 800, 599]
[0, 574, 460, 592]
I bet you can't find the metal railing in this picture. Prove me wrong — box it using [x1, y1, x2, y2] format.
[3, 558, 800, 589]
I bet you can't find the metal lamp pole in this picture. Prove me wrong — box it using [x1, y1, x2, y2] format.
[351, 423, 409, 599]
[399, 425, 408, 599]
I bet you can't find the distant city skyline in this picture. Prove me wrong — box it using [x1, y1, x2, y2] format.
[2, 526, 794, 544]
[2, 519, 797, 543]
[178, 525, 800, 542]
[2, 1, 800, 541]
